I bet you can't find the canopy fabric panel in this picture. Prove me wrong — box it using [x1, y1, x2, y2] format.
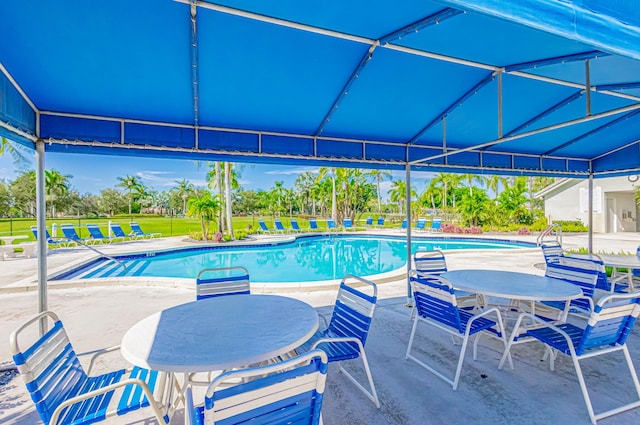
[1, 0, 640, 176]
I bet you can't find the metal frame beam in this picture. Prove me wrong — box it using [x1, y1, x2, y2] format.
[190, 1, 200, 148]
[504, 50, 607, 73]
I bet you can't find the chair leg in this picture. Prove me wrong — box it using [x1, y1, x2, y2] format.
[452, 333, 471, 391]
[338, 346, 380, 408]
[405, 316, 419, 359]
[571, 354, 598, 424]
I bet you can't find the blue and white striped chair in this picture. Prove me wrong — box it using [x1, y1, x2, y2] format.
[415, 218, 427, 231]
[185, 350, 328, 425]
[406, 274, 510, 390]
[196, 266, 250, 300]
[540, 242, 565, 265]
[499, 291, 640, 425]
[10, 311, 169, 425]
[296, 274, 380, 408]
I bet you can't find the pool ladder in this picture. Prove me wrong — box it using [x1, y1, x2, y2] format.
[536, 223, 562, 246]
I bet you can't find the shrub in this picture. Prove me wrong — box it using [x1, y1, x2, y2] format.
[518, 227, 532, 235]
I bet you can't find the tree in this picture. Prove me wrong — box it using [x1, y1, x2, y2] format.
[0, 137, 30, 169]
[9, 170, 36, 217]
[0, 182, 12, 216]
[117, 175, 145, 215]
[457, 188, 491, 226]
[317, 167, 337, 220]
[485, 175, 509, 199]
[45, 169, 70, 217]
[99, 188, 127, 215]
[294, 171, 316, 215]
[388, 180, 416, 214]
[366, 169, 392, 213]
[174, 179, 194, 215]
[461, 173, 484, 197]
[187, 190, 220, 240]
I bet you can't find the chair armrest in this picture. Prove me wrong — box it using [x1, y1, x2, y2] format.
[511, 312, 578, 354]
[318, 314, 329, 329]
[310, 336, 364, 351]
[77, 345, 121, 374]
[49, 377, 163, 425]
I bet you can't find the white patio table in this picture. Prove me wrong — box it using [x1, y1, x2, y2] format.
[598, 254, 640, 292]
[440, 269, 583, 318]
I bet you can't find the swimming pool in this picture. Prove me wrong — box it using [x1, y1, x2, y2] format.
[52, 235, 535, 283]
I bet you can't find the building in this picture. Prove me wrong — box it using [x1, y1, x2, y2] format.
[536, 176, 640, 233]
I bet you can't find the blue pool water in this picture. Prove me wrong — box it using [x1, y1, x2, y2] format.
[52, 235, 534, 282]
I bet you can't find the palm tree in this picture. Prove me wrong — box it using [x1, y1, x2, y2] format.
[117, 175, 143, 216]
[207, 162, 242, 234]
[388, 180, 416, 214]
[317, 167, 337, 221]
[294, 171, 316, 215]
[485, 175, 508, 199]
[461, 173, 484, 196]
[187, 191, 220, 240]
[174, 179, 194, 215]
[45, 169, 70, 217]
[0, 137, 29, 169]
[366, 169, 392, 213]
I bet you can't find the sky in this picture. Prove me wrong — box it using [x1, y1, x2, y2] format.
[0, 148, 435, 201]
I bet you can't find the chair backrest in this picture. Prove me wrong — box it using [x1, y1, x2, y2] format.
[377, 217, 384, 226]
[199, 350, 328, 425]
[401, 219, 407, 229]
[327, 218, 336, 229]
[309, 218, 318, 229]
[545, 257, 599, 312]
[274, 219, 285, 231]
[196, 266, 251, 300]
[366, 216, 373, 225]
[413, 249, 447, 276]
[327, 275, 377, 346]
[110, 223, 127, 238]
[86, 224, 105, 239]
[416, 218, 426, 229]
[430, 218, 442, 230]
[60, 224, 81, 240]
[410, 274, 464, 333]
[10, 311, 98, 425]
[291, 219, 301, 230]
[575, 291, 640, 355]
[343, 218, 353, 228]
[31, 225, 52, 241]
[258, 220, 269, 231]
[129, 222, 144, 235]
[541, 242, 564, 264]
[569, 253, 610, 291]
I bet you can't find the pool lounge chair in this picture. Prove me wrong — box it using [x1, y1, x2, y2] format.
[257, 219, 273, 234]
[30, 225, 69, 248]
[11, 311, 170, 425]
[401, 219, 407, 229]
[415, 218, 427, 232]
[290, 218, 302, 232]
[110, 222, 139, 240]
[366, 216, 373, 226]
[343, 217, 353, 231]
[428, 217, 442, 232]
[309, 218, 319, 231]
[377, 217, 385, 227]
[60, 224, 95, 245]
[274, 218, 289, 233]
[86, 224, 122, 244]
[327, 218, 337, 232]
[129, 222, 161, 239]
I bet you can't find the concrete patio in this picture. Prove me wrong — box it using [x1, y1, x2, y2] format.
[2, 232, 640, 424]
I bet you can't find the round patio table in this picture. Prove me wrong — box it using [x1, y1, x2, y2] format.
[121, 294, 319, 373]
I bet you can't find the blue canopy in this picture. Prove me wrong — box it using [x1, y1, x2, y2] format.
[2, 0, 640, 177]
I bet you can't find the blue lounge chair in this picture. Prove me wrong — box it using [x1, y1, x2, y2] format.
[110, 222, 138, 240]
[327, 218, 337, 232]
[290, 218, 301, 232]
[366, 216, 373, 226]
[129, 222, 161, 239]
[296, 274, 380, 407]
[343, 217, 353, 231]
[274, 218, 289, 233]
[11, 311, 169, 425]
[377, 217, 385, 227]
[61, 224, 94, 245]
[196, 266, 251, 300]
[185, 350, 328, 425]
[401, 219, 407, 229]
[30, 225, 69, 247]
[407, 274, 510, 390]
[428, 217, 442, 232]
[309, 218, 319, 231]
[257, 219, 272, 233]
[86, 224, 121, 244]
[499, 291, 640, 424]
[415, 218, 427, 231]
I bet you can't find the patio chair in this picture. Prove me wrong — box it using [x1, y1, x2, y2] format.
[196, 266, 250, 300]
[290, 218, 302, 232]
[185, 349, 328, 425]
[327, 218, 337, 232]
[109, 222, 139, 240]
[274, 218, 289, 233]
[309, 217, 319, 231]
[499, 291, 640, 424]
[296, 274, 380, 407]
[86, 224, 121, 244]
[10, 311, 170, 425]
[256, 219, 270, 233]
[406, 274, 510, 390]
[366, 216, 373, 226]
[415, 218, 427, 232]
[540, 242, 565, 265]
[129, 222, 161, 239]
[60, 224, 94, 245]
[376, 217, 385, 227]
[343, 217, 353, 231]
[30, 225, 69, 248]
[428, 217, 442, 232]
